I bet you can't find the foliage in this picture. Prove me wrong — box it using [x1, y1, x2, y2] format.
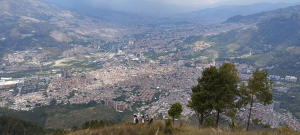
[168, 103, 183, 123]
[0, 115, 45, 135]
[228, 118, 242, 132]
[212, 63, 241, 126]
[223, 5, 300, 24]
[71, 126, 79, 132]
[278, 125, 291, 134]
[52, 129, 70, 135]
[262, 124, 271, 129]
[50, 98, 57, 105]
[252, 118, 262, 126]
[68, 120, 300, 135]
[0, 102, 131, 129]
[188, 63, 241, 128]
[81, 121, 90, 129]
[203, 116, 216, 128]
[240, 69, 273, 131]
[164, 119, 173, 134]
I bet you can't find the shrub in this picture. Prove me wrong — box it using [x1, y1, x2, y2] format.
[164, 119, 173, 134]
[203, 116, 216, 128]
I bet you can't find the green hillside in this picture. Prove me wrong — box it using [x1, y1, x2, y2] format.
[0, 115, 45, 135]
[185, 13, 300, 71]
[0, 102, 131, 129]
[0, 0, 82, 59]
[184, 13, 300, 120]
[223, 4, 300, 24]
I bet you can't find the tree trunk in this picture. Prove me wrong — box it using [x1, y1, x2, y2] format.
[200, 113, 204, 128]
[197, 114, 201, 129]
[172, 116, 174, 124]
[246, 95, 254, 131]
[216, 110, 220, 128]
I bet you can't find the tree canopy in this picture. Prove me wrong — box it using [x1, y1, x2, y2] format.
[188, 62, 241, 128]
[240, 69, 273, 131]
[168, 103, 183, 123]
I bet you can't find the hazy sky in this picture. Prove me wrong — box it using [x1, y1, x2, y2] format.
[43, 0, 300, 14]
[90, 0, 300, 7]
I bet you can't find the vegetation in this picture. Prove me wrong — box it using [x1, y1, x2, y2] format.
[0, 115, 45, 135]
[223, 5, 300, 24]
[240, 69, 274, 130]
[68, 120, 300, 135]
[0, 101, 131, 129]
[168, 103, 183, 124]
[188, 63, 241, 128]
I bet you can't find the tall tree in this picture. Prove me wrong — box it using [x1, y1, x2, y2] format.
[212, 63, 240, 127]
[240, 69, 273, 131]
[168, 103, 183, 123]
[188, 63, 241, 128]
[187, 67, 217, 128]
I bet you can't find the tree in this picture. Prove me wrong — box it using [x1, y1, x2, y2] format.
[212, 63, 240, 127]
[50, 98, 56, 106]
[168, 103, 183, 123]
[187, 87, 214, 128]
[187, 66, 217, 128]
[203, 116, 216, 128]
[187, 63, 240, 128]
[240, 69, 273, 131]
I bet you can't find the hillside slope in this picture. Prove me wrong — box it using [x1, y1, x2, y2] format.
[69, 120, 299, 135]
[185, 13, 300, 76]
[223, 4, 300, 24]
[0, 115, 45, 135]
[0, 0, 74, 59]
[184, 2, 300, 22]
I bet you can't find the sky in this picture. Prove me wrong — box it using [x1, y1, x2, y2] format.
[90, 0, 300, 7]
[42, 0, 300, 14]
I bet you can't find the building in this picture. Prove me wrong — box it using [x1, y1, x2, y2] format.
[177, 60, 184, 68]
[76, 54, 84, 60]
[0, 81, 18, 89]
[31, 75, 38, 83]
[82, 73, 87, 79]
[2, 59, 9, 66]
[66, 70, 72, 78]
[273, 101, 280, 110]
[145, 59, 150, 64]
[105, 100, 127, 111]
[61, 71, 66, 78]
[61, 70, 72, 78]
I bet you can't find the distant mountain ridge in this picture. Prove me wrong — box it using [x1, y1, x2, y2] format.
[223, 4, 300, 24]
[181, 2, 300, 22]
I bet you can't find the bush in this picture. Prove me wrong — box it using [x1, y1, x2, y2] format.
[164, 119, 173, 134]
[203, 116, 216, 128]
[278, 125, 291, 134]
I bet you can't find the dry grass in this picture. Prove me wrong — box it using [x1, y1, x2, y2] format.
[68, 120, 300, 135]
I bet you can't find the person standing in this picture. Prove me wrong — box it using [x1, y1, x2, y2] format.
[141, 116, 145, 124]
[149, 116, 153, 125]
[133, 115, 138, 124]
[146, 114, 149, 123]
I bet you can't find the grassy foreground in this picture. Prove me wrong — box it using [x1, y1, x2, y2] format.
[68, 120, 300, 135]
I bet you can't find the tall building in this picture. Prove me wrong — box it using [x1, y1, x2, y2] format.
[145, 59, 150, 64]
[66, 70, 72, 78]
[61, 71, 66, 78]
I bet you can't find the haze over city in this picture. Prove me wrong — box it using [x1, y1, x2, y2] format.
[1, 0, 300, 134]
[42, 0, 300, 14]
